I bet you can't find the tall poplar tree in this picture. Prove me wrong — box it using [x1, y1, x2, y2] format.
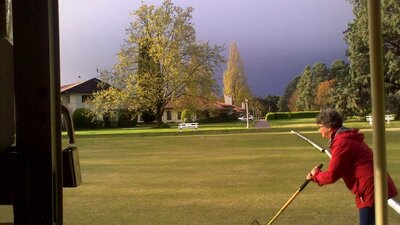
[223, 42, 251, 106]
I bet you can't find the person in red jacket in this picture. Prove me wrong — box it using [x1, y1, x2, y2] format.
[306, 109, 398, 225]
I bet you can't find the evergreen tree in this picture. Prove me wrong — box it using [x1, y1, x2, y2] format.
[296, 65, 315, 110]
[345, 0, 400, 115]
[329, 60, 351, 115]
[278, 76, 300, 111]
[312, 62, 329, 81]
[263, 95, 280, 112]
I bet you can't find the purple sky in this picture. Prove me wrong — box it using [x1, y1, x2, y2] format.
[59, 0, 354, 96]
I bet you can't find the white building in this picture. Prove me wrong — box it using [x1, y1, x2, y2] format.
[61, 78, 109, 113]
[61, 78, 243, 125]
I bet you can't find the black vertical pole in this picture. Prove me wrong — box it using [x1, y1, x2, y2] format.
[13, 0, 62, 224]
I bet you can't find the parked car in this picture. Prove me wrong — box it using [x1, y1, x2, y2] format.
[238, 115, 253, 121]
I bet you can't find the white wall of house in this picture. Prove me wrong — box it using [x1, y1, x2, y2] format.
[62, 93, 199, 124]
[61, 93, 89, 113]
[162, 109, 182, 123]
[162, 110, 197, 123]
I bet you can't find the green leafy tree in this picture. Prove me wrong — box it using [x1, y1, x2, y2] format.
[90, 1, 224, 127]
[251, 97, 266, 118]
[223, 41, 252, 106]
[278, 76, 300, 111]
[263, 95, 280, 112]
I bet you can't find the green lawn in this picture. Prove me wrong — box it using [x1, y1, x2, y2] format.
[63, 121, 400, 225]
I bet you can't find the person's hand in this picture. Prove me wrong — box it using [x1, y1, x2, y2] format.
[306, 165, 321, 180]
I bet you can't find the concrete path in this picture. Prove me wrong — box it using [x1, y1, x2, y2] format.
[254, 120, 269, 128]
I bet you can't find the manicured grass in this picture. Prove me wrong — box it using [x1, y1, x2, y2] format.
[69, 119, 400, 137]
[63, 123, 400, 225]
[71, 122, 255, 137]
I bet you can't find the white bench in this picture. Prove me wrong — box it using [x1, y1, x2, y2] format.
[386, 115, 395, 124]
[178, 123, 199, 132]
[366, 115, 395, 125]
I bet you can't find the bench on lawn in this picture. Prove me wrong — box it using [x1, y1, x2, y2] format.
[178, 123, 199, 132]
[366, 115, 395, 125]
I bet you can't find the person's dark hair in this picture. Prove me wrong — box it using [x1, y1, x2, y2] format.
[316, 109, 343, 128]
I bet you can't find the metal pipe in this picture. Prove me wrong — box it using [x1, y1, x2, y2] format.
[291, 131, 331, 158]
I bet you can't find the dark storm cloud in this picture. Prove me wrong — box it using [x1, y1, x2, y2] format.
[59, 0, 353, 96]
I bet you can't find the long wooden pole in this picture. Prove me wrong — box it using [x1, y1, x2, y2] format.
[367, 0, 388, 224]
[267, 164, 323, 225]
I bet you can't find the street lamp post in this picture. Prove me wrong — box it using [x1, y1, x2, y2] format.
[245, 98, 249, 129]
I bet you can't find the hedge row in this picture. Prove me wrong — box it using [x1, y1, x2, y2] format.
[72, 108, 103, 129]
[72, 108, 138, 129]
[265, 111, 320, 120]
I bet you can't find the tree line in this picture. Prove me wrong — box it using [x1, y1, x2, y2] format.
[278, 0, 400, 117]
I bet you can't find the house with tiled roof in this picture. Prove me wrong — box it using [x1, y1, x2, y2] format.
[61, 78, 110, 114]
[61, 78, 243, 125]
[161, 96, 244, 123]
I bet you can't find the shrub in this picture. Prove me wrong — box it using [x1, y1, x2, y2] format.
[154, 122, 170, 128]
[118, 110, 137, 128]
[290, 111, 319, 119]
[181, 110, 193, 122]
[141, 111, 156, 123]
[266, 111, 319, 121]
[265, 112, 290, 120]
[72, 108, 103, 129]
[218, 113, 237, 122]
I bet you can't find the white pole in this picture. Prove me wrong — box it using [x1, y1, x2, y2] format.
[245, 98, 249, 129]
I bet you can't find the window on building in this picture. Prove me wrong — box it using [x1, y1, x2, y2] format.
[81, 95, 92, 103]
[167, 110, 172, 120]
[177, 111, 182, 120]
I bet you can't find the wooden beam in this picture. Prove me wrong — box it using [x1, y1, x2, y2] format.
[12, 0, 62, 224]
[367, 0, 388, 224]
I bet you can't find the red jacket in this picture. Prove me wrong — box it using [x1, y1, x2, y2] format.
[313, 127, 398, 208]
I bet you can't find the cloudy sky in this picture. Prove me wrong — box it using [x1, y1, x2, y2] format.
[59, 0, 354, 96]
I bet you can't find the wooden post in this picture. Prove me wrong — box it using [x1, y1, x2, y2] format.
[13, 1, 62, 224]
[367, 0, 388, 224]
